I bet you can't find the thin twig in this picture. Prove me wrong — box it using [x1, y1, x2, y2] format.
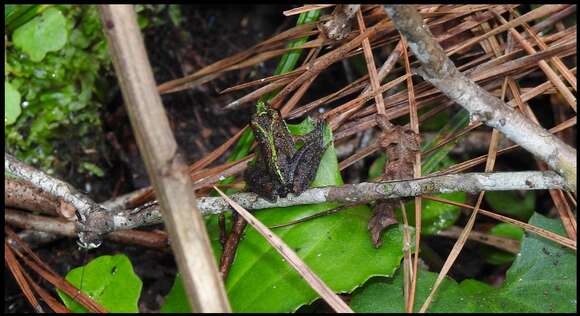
[219, 214, 247, 280]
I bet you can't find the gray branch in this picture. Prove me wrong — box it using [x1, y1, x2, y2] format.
[196, 171, 566, 214]
[5, 152, 107, 248]
[5, 156, 567, 244]
[9, 171, 563, 238]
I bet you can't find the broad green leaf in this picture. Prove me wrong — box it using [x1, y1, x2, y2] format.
[351, 213, 576, 312]
[57, 254, 142, 313]
[482, 223, 524, 265]
[5, 81, 22, 125]
[12, 8, 68, 62]
[485, 190, 535, 220]
[226, 122, 404, 312]
[164, 122, 405, 313]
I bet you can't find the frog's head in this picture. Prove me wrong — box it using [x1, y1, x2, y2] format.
[254, 100, 281, 120]
[255, 100, 269, 116]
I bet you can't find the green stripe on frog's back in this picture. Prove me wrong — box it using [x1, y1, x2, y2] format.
[253, 120, 285, 183]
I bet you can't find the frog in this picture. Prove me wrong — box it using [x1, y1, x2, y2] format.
[244, 101, 327, 201]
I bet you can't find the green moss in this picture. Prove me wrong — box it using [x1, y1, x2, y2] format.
[5, 5, 112, 177]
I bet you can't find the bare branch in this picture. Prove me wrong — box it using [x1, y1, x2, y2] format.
[5, 152, 108, 248]
[198, 171, 566, 214]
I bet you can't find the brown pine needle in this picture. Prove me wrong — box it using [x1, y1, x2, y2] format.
[399, 34, 423, 313]
[437, 226, 521, 254]
[268, 205, 352, 229]
[420, 62, 507, 311]
[283, 4, 335, 16]
[5, 243, 43, 312]
[356, 9, 387, 117]
[399, 201, 413, 313]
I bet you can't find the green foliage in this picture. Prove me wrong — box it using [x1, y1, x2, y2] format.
[350, 213, 576, 312]
[5, 81, 21, 125]
[57, 254, 143, 313]
[162, 121, 406, 313]
[482, 223, 524, 265]
[368, 153, 386, 181]
[485, 190, 535, 220]
[5, 5, 112, 177]
[5, 5, 50, 33]
[421, 109, 470, 174]
[135, 5, 177, 29]
[419, 107, 450, 132]
[12, 8, 68, 62]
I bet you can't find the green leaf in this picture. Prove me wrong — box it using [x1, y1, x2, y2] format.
[79, 162, 104, 177]
[5, 81, 22, 125]
[161, 274, 191, 313]
[56, 254, 142, 313]
[225, 123, 404, 312]
[485, 190, 535, 220]
[483, 223, 524, 265]
[351, 213, 576, 312]
[12, 8, 68, 62]
[6, 5, 49, 33]
[168, 5, 183, 27]
[165, 123, 405, 312]
[420, 107, 449, 131]
[286, 116, 317, 136]
[368, 153, 386, 181]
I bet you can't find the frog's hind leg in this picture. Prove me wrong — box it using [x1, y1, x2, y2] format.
[244, 162, 278, 202]
[289, 125, 326, 194]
